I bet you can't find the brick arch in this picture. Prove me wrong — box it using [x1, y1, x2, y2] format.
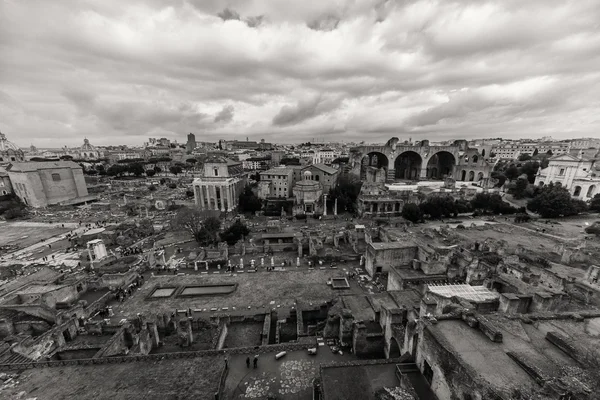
[424, 150, 457, 180]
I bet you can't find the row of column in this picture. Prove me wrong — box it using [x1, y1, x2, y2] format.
[366, 201, 400, 214]
[195, 183, 236, 212]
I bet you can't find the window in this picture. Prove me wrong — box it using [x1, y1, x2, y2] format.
[213, 168, 219, 177]
[51, 173, 61, 181]
[559, 168, 565, 176]
[10, 157, 15, 161]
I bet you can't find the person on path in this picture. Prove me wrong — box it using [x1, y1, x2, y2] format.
[253, 355, 258, 369]
[246, 357, 250, 368]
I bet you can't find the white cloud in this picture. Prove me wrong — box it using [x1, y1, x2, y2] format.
[0, 0, 599, 146]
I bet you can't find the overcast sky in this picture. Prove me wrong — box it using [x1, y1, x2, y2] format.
[1, 0, 599, 147]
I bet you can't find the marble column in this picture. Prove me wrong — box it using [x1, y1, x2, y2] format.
[220, 186, 226, 212]
[227, 183, 233, 211]
[323, 194, 327, 216]
[208, 185, 214, 209]
[334, 198, 338, 215]
[198, 185, 205, 209]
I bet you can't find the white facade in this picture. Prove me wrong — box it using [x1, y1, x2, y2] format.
[192, 157, 246, 212]
[492, 141, 571, 159]
[312, 149, 340, 165]
[535, 154, 599, 200]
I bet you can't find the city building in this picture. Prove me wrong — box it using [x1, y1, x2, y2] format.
[292, 170, 323, 215]
[257, 167, 294, 199]
[7, 161, 90, 208]
[0, 171, 13, 197]
[301, 164, 340, 193]
[60, 138, 101, 160]
[192, 155, 246, 212]
[186, 133, 196, 154]
[312, 148, 340, 165]
[106, 148, 150, 163]
[0, 131, 25, 165]
[570, 138, 600, 149]
[242, 157, 270, 171]
[492, 141, 571, 160]
[270, 150, 285, 165]
[535, 153, 599, 200]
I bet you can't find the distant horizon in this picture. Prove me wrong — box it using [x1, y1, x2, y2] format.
[16, 133, 596, 151]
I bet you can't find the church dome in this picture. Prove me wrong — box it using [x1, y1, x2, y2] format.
[81, 138, 96, 151]
[0, 132, 20, 152]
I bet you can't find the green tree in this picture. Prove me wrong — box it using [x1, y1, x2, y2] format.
[518, 154, 532, 162]
[220, 220, 250, 245]
[511, 177, 530, 199]
[519, 161, 540, 183]
[419, 196, 457, 219]
[169, 165, 183, 175]
[505, 165, 520, 181]
[146, 169, 156, 177]
[401, 203, 422, 223]
[527, 183, 586, 218]
[329, 174, 363, 214]
[107, 164, 127, 177]
[471, 193, 517, 215]
[490, 171, 507, 187]
[590, 194, 600, 212]
[238, 186, 262, 213]
[171, 207, 221, 244]
[128, 163, 145, 177]
[280, 157, 301, 166]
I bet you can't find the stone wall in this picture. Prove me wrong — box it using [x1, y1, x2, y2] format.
[0, 341, 316, 370]
[93, 328, 129, 358]
[417, 325, 505, 400]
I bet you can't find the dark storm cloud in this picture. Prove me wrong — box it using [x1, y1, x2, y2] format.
[214, 105, 235, 123]
[217, 7, 241, 21]
[272, 95, 342, 126]
[1, 0, 599, 145]
[307, 15, 340, 32]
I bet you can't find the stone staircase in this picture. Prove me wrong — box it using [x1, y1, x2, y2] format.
[0, 351, 34, 365]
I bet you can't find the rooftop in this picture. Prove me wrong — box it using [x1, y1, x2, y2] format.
[305, 163, 338, 175]
[260, 167, 294, 175]
[425, 284, 499, 303]
[426, 315, 600, 397]
[321, 362, 412, 400]
[7, 161, 82, 172]
[369, 241, 417, 250]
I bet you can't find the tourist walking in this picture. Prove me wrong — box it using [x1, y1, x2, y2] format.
[246, 357, 250, 368]
[253, 355, 258, 369]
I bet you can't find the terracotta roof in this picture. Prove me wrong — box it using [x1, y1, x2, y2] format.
[304, 163, 338, 175]
[7, 161, 83, 172]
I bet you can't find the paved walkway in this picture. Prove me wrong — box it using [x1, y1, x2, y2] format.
[223, 349, 355, 400]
